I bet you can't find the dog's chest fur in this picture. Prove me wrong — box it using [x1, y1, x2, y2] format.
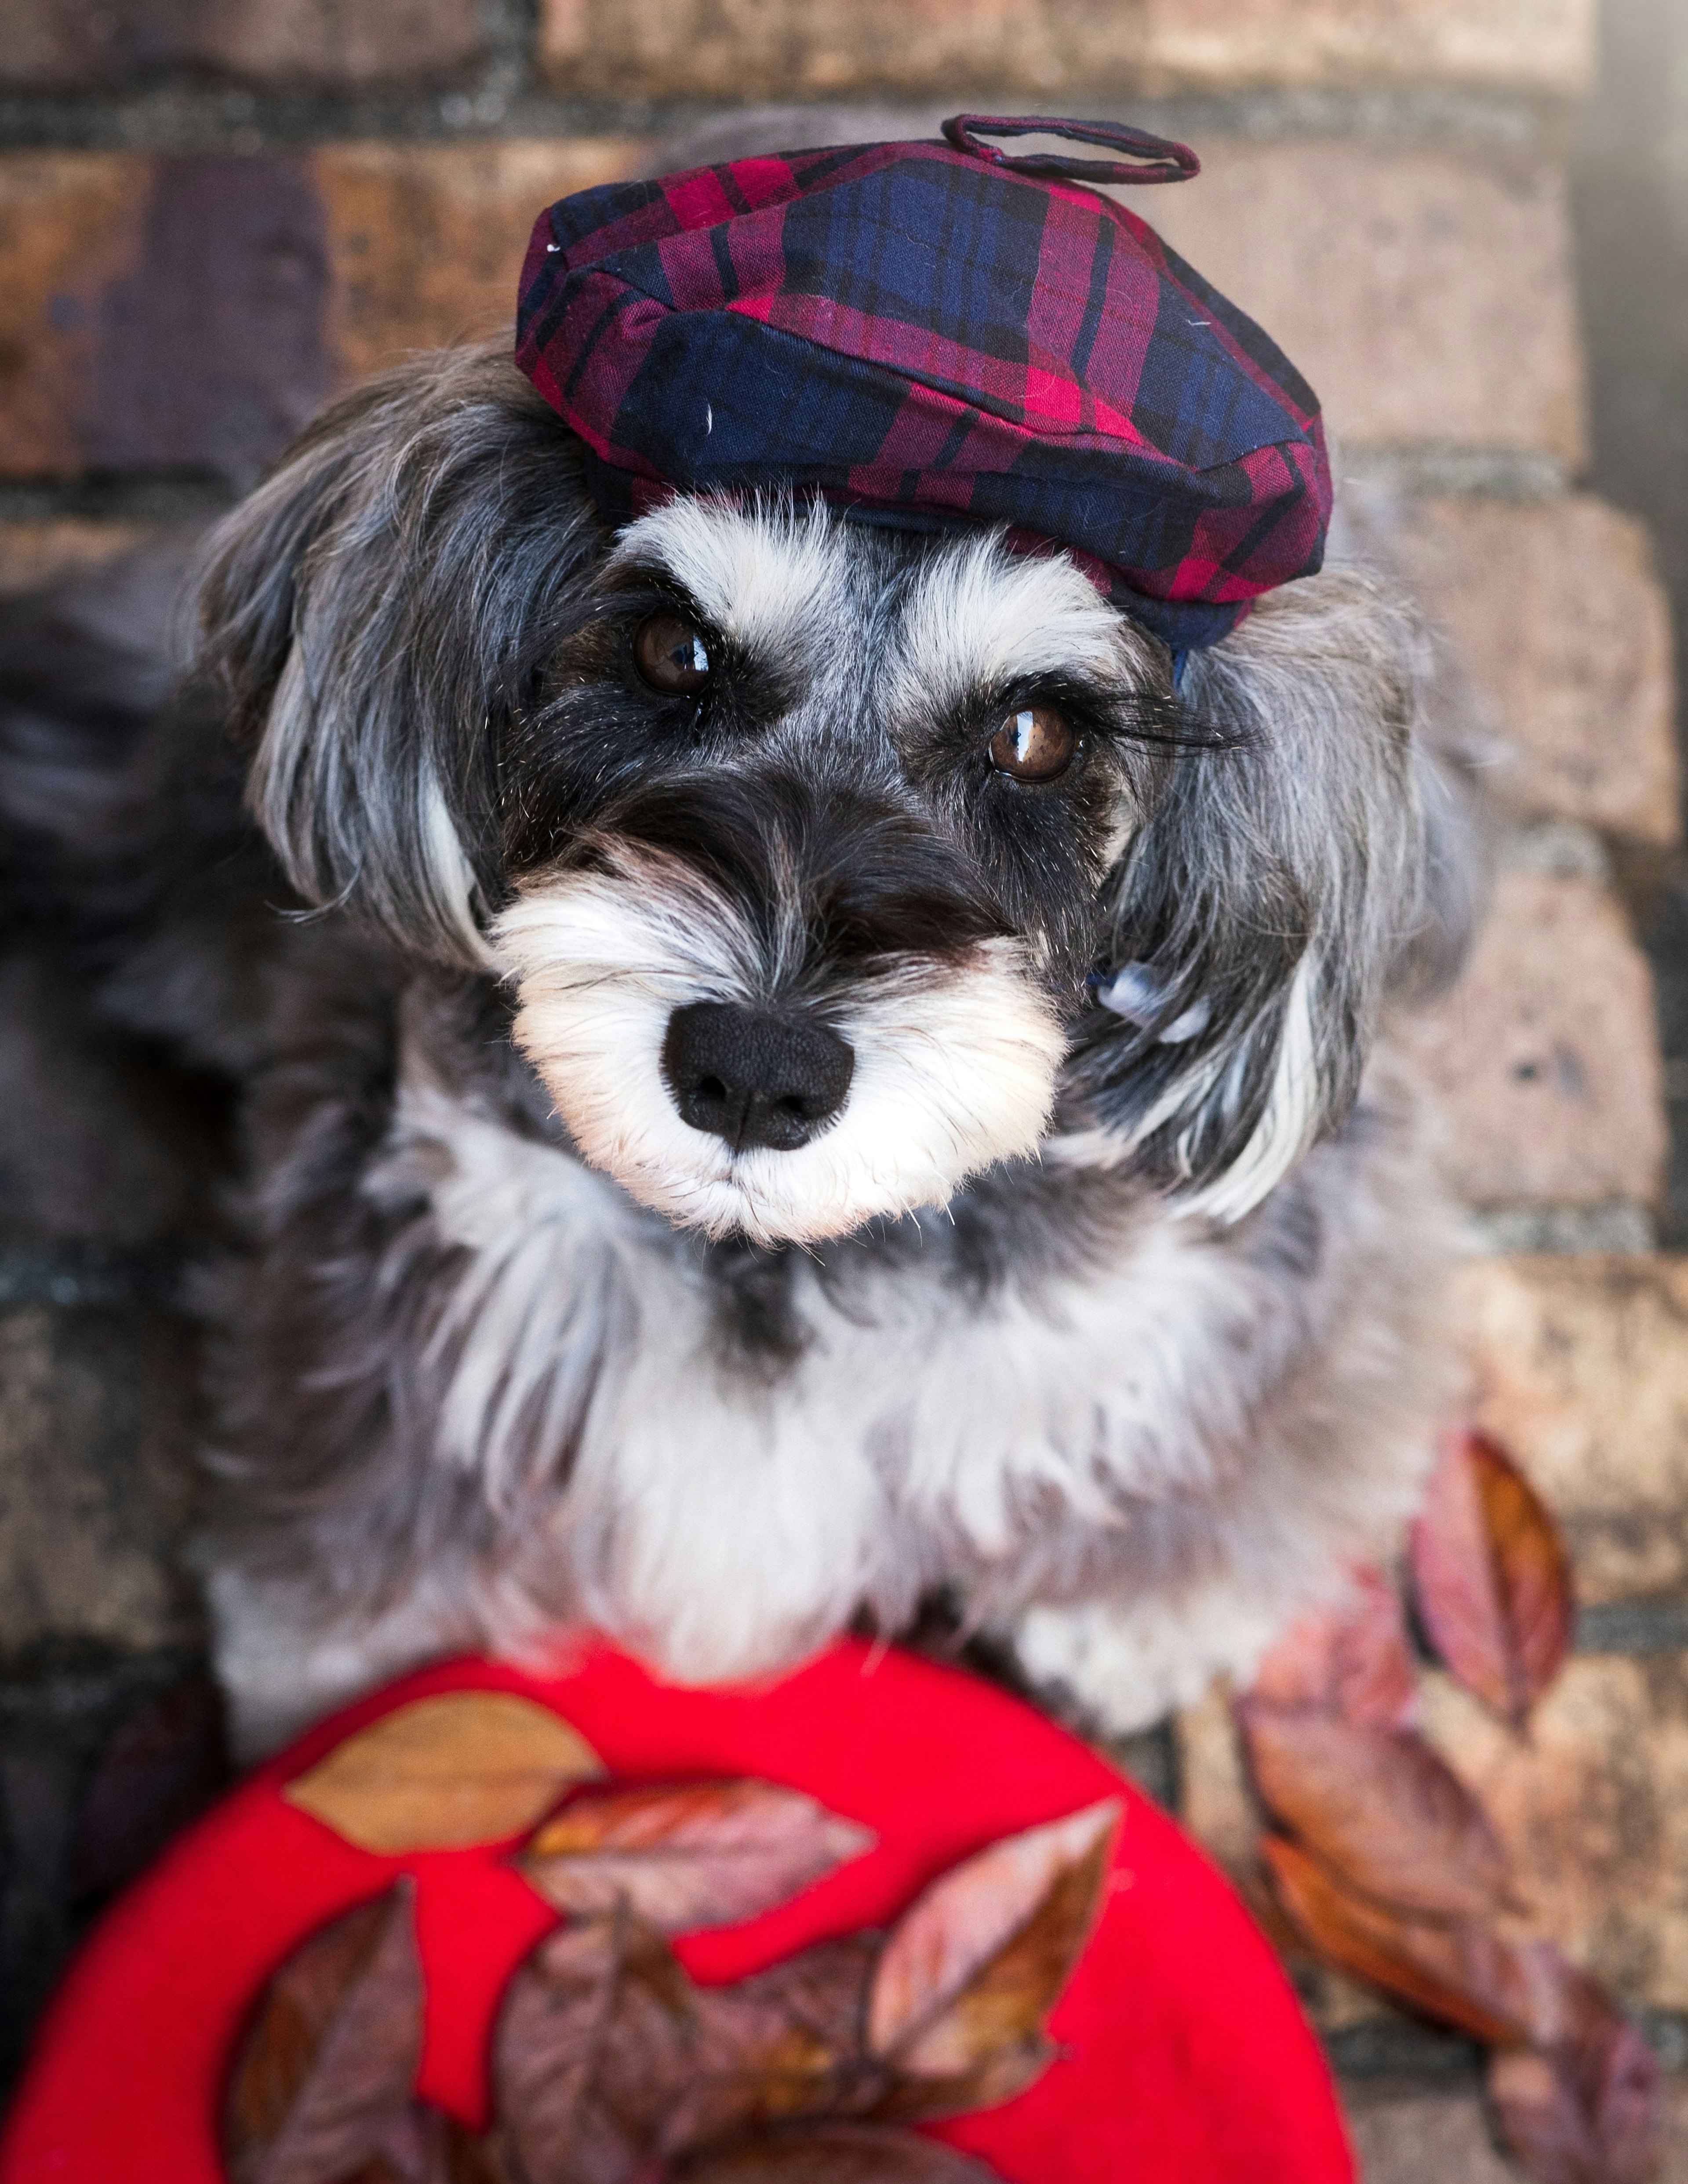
[207, 946, 1452, 1752]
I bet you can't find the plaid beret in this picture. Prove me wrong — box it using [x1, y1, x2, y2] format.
[514, 116, 1332, 651]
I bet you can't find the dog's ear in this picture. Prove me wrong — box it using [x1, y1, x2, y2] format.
[1064, 567, 1477, 1220]
[192, 339, 599, 967]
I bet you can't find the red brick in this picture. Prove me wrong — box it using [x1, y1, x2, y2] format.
[1393, 496, 1679, 848]
[1404, 867, 1666, 1211]
[0, 0, 484, 91]
[313, 140, 647, 385]
[0, 141, 644, 480]
[1455, 1254, 1688, 1606]
[0, 154, 150, 477]
[1143, 144, 1586, 464]
[538, 0, 1595, 101]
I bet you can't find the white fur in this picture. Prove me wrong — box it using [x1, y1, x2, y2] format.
[216, 1052, 1447, 1749]
[614, 495, 848, 656]
[493, 843, 1066, 1246]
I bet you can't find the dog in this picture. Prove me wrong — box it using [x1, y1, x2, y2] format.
[0, 342, 1482, 1757]
[0, 143, 1483, 1760]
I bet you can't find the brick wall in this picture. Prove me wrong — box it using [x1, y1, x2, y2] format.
[3, 2, 1687, 2169]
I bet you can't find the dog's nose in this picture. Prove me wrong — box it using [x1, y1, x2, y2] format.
[662, 1002, 855, 1152]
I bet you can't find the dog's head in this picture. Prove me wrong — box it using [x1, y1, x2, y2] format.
[196, 343, 1466, 1245]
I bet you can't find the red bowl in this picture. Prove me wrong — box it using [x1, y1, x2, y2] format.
[0, 1638, 1353, 2184]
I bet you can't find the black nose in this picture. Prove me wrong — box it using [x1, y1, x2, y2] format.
[662, 1002, 855, 1152]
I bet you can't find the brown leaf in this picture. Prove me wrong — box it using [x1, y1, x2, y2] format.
[1488, 1947, 1661, 2184]
[1261, 1835, 1535, 2046]
[520, 1780, 874, 1933]
[1237, 1700, 1510, 1920]
[866, 1800, 1118, 2090]
[1410, 1428, 1575, 1729]
[284, 1693, 604, 1854]
[674, 2124, 1005, 2182]
[492, 1908, 880, 2181]
[223, 1883, 429, 2184]
[1249, 1566, 1421, 1732]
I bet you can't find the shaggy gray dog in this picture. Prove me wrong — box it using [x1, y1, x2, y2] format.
[0, 339, 1481, 1757]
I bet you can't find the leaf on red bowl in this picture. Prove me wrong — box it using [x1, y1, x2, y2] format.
[1410, 1428, 1575, 1728]
[1249, 1567, 1421, 1733]
[1237, 1701, 1510, 1920]
[673, 2124, 1006, 2181]
[491, 1911, 876, 2183]
[866, 1800, 1118, 2090]
[519, 1780, 874, 1933]
[222, 1882, 429, 2184]
[284, 1693, 604, 1853]
[1260, 1835, 1535, 2047]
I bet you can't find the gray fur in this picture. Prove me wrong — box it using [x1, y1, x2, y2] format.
[0, 339, 1482, 1754]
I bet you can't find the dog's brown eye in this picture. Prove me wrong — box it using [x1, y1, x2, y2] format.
[634, 613, 712, 695]
[989, 705, 1074, 782]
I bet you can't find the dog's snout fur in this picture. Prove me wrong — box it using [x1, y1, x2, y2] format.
[662, 1001, 855, 1151]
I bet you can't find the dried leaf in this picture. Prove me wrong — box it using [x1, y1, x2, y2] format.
[223, 1883, 428, 2184]
[866, 1800, 1118, 2087]
[1411, 1428, 1575, 1729]
[520, 1780, 874, 1933]
[1488, 1947, 1661, 2184]
[674, 2125, 1005, 2182]
[1261, 1835, 1535, 2046]
[284, 1693, 604, 1854]
[1237, 1700, 1510, 1920]
[492, 1908, 879, 2181]
[1249, 1566, 1421, 1733]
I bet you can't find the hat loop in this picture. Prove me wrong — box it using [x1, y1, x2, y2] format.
[942, 113, 1200, 186]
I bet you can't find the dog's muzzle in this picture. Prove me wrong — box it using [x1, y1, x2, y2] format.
[662, 1002, 855, 1153]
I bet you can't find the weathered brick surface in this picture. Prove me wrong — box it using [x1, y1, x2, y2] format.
[1393, 495, 1680, 848]
[0, 143, 644, 479]
[1143, 144, 1586, 464]
[1405, 867, 1667, 1211]
[2, 0, 484, 91]
[1423, 1656, 1688, 2011]
[0, 1307, 200, 1657]
[538, 0, 1594, 101]
[0, 154, 149, 477]
[1455, 1254, 1688, 1606]
[1342, 2083, 1517, 2184]
[313, 139, 646, 385]
[0, 520, 155, 596]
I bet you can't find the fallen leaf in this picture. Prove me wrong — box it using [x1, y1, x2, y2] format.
[1411, 1428, 1575, 1729]
[1260, 1835, 1535, 2046]
[1249, 1567, 1421, 1732]
[866, 1800, 1118, 2089]
[1237, 1701, 1510, 1919]
[223, 1883, 428, 2184]
[493, 1906, 879, 2180]
[284, 1693, 604, 1853]
[520, 1780, 874, 1933]
[1488, 1946, 1661, 2184]
[674, 2125, 1004, 2181]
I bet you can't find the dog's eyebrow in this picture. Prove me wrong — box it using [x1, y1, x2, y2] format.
[610, 496, 848, 656]
[894, 532, 1148, 716]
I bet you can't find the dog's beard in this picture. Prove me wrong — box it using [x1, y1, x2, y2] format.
[495, 844, 1065, 1245]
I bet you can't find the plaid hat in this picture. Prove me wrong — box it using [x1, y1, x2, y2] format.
[514, 116, 1332, 651]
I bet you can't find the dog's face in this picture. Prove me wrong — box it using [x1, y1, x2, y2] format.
[492, 498, 1176, 1244]
[200, 346, 1452, 1249]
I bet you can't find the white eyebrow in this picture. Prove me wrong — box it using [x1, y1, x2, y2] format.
[893, 529, 1142, 714]
[611, 494, 849, 654]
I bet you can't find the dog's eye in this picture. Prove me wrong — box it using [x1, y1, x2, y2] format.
[989, 705, 1074, 782]
[634, 613, 712, 696]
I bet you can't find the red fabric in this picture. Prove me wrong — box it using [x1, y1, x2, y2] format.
[0, 1640, 1354, 2184]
